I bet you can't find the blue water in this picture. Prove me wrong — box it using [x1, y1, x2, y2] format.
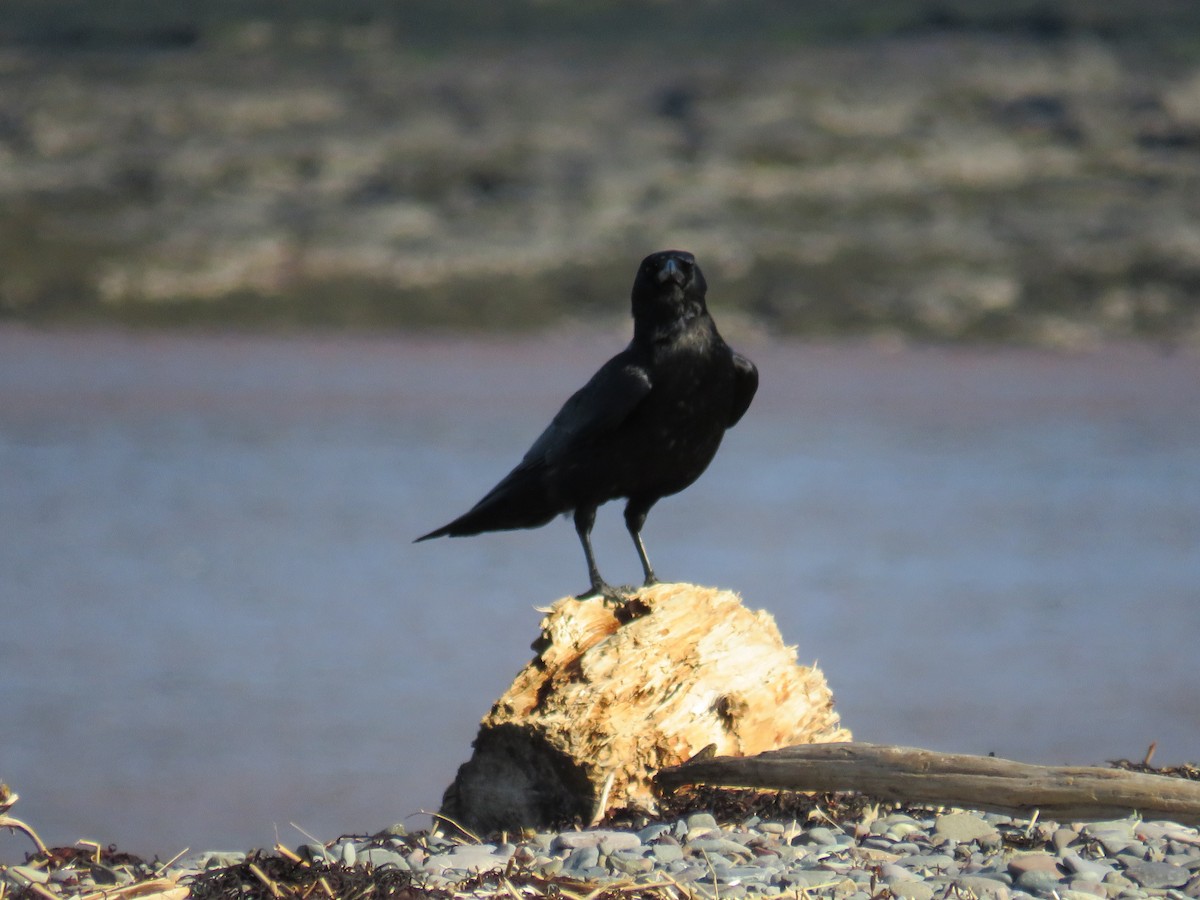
[1, 327, 1198, 861]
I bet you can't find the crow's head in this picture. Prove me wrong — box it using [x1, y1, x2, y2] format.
[631, 250, 708, 326]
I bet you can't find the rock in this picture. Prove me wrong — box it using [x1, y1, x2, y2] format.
[1123, 860, 1191, 889]
[1053, 827, 1080, 852]
[803, 826, 840, 846]
[430, 844, 512, 874]
[936, 813, 999, 843]
[610, 854, 653, 876]
[556, 830, 641, 851]
[298, 843, 332, 863]
[891, 882, 935, 900]
[882, 863, 920, 882]
[896, 852, 957, 872]
[638, 823, 672, 843]
[1008, 853, 1063, 877]
[1082, 821, 1137, 855]
[954, 874, 1011, 898]
[1060, 852, 1112, 881]
[653, 844, 684, 864]
[688, 838, 755, 858]
[563, 845, 600, 872]
[1015, 869, 1063, 894]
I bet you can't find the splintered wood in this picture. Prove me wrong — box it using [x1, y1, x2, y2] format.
[441, 583, 849, 833]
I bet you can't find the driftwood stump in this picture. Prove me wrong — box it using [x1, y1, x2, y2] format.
[441, 583, 850, 833]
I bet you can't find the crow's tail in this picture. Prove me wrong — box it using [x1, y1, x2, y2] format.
[414, 465, 559, 542]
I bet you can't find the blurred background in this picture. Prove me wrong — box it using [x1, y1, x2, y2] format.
[2, 0, 1199, 863]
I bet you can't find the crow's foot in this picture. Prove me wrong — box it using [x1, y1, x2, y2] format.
[574, 581, 628, 606]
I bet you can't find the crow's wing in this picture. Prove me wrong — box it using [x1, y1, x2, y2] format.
[522, 354, 653, 465]
[727, 351, 759, 427]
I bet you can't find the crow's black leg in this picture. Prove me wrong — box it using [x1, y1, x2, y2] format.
[624, 500, 658, 587]
[573, 505, 618, 601]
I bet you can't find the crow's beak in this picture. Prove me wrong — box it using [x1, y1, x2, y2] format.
[657, 258, 684, 285]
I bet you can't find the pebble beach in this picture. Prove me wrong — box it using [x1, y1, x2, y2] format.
[7, 802, 1200, 899]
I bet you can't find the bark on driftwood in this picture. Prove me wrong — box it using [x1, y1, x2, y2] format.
[658, 742, 1200, 825]
[441, 583, 850, 834]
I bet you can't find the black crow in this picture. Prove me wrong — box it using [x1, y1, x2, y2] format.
[416, 250, 758, 600]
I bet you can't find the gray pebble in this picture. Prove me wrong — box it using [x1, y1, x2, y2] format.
[1123, 859, 1191, 889]
[610, 855, 654, 876]
[556, 829, 641, 851]
[1102, 871, 1134, 889]
[723, 864, 776, 883]
[1014, 869, 1063, 894]
[882, 863, 920, 883]
[298, 844, 331, 863]
[1053, 828, 1080, 853]
[1061, 852, 1112, 881]
[955, 874, 1013, 898]
[689, 838, 755, 858]
[936, 813, 999, 843]
[896, 852, 957, 872]
[862, 836, 896, 851]
[803, 826, 840, 846]
[891, 882, 936, 900]
[438, 844, 510, 874]
[1083, 821, 1138, 856]
[600, 836, 641, 856]
[653, 844, 684, 864]
[536, 857, 563, 875]
[781, 869, 843, 889]
[1008, 853, 1062, 878]
[638, 823, 671, 843]
[564, 845, 600, 871]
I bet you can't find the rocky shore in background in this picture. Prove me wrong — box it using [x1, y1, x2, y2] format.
[6, 797, 1200, 900]
[1, 4, 1200, 344]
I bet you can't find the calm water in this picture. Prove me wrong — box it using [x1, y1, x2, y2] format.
[1, 327, 1198, 861]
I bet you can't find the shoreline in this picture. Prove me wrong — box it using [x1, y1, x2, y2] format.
[6, 778, 1200, 899]
[6, 801, 1200, 899]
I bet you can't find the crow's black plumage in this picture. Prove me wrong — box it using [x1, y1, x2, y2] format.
[416, 250, 758, 599]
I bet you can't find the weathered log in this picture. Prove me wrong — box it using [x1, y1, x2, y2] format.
[441, 583, 850, 833]
[658, 741, 1200, 824]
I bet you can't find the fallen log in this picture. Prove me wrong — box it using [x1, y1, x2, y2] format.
[657, 741, 1200, 824]
[441, 583, 850, 833]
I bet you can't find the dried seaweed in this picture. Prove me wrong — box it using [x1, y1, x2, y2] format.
[187, 851, 445, 900]
[1109, 756, 1200, 781]
[606, 784, 878, 830]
